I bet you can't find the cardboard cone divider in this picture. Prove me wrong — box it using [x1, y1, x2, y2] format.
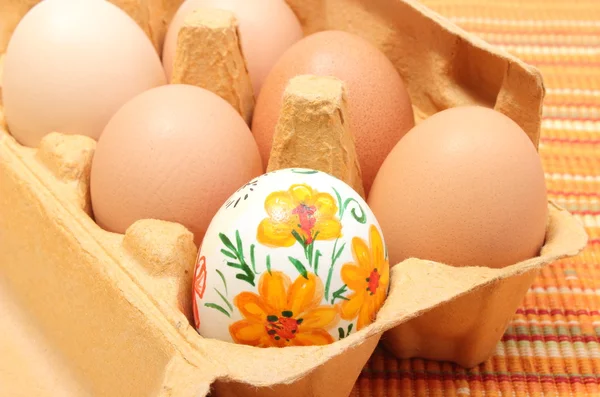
[267, 74, 365, 198]
[0, 0, 589, 395]
[171, 7, 255, 125]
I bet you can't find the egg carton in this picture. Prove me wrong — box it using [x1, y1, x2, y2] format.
[0, 0, 588, 396]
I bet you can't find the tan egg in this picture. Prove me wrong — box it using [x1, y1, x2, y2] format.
[90, 84, 264, 245]
[252, 30, 414, 196]
[162, 0, 303, 96]
[368, 106, 548, 269]
[2, 0, 166, 147]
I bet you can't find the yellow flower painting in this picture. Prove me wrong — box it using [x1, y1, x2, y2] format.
[339, 225, 390, 330]
[229, 271, 340, 347]
[256, 184, 342, 248]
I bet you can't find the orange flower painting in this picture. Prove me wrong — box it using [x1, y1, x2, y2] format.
[192, 256, 207, 329]
[229, 271, 339, 347]
[257, 184, 342, 248]
[339, 225, 389, 330]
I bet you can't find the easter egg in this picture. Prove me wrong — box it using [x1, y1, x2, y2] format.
[192, 168, 390, 347]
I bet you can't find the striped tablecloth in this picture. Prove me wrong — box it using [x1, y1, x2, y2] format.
[353, 1, 600, 396]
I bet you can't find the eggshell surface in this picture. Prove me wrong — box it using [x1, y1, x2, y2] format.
[368, 106, 548, 269]
[192, 168, 390, 346]
[90, 84, 263, 244]
[2, 0, 166, 147]
[162, 0, 303, 96]
[252, 30, 415, 195]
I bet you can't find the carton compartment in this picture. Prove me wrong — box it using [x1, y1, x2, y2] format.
[286, 0, 544, 143]
[0, 126, 588, 395]
[450, 38, 508, 109]
[0, 0, 589, 396]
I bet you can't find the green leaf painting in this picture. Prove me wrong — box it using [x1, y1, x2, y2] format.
[219, 231, 255, 286]
[204, 303, 230, 317]
[290, 169, 318, 174]
[343, 198, 367, 224]
[288, 256, 308, 279]
[338, 323, 354, 340]
[204, 267, 232, 319]
[331, 284, 349, 304]
[324, 186, 367, 300]
[215, 269, 228, 295]
[325, 239, 346, 300]
[250, 244, 258, 274]
[314, 251, 322, 276]
[214, 288, 233, 312]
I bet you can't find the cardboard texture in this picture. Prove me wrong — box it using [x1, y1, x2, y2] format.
[267, 75, 365, 198]
[0, 1, 588, 396]
[171, 8, 254, 125]
[0, 278, 90, 397]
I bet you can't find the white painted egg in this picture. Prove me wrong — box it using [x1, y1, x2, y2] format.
[192, 168, 390, 347]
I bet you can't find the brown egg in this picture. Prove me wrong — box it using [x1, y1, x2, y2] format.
[90, 84, 263, 244]
[251, 30, 414, 196]
[367, 106, 548, 269]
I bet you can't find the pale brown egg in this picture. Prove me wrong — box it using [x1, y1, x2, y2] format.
[162, 0, 303, 96]
[368, 106, 548, 269]
[2, 0, 166, 147]
[251, 30, 415, 196]
[90, 84, 264, 244]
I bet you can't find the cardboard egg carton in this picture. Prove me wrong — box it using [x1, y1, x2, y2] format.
[0, 0, 588, 396]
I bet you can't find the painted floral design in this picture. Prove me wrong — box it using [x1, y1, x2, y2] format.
[229, 271, 339, 347]
[257, 184, 342, 248]
[339, 225, 389, 330]
[225, 176, 263, 209]
[192, 256, 207, 329]
[195, 170, 387, 345]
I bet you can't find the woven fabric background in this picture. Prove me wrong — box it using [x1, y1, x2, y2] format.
[352, 1, 600, 396]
